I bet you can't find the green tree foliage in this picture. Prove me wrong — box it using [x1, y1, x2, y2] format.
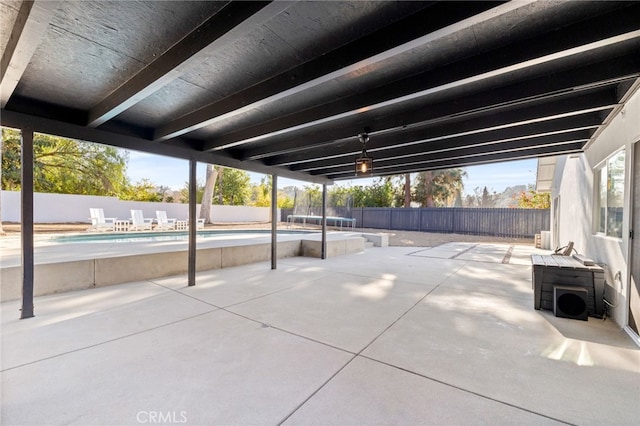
[277, 192, 294, 209]
[296, 180, 395, 209]
[328, 185, 352, 208]
[414, 169, 466, 207]
[181, 168, 252, 206]
[179, 180, 205, 204]
[251, 179, 270, 207]
[214, 168, 251, 205]
[352, 179, 395, 207]
[119, 179, 162, 202]
[379, 175, 406, 207]
[516, 190, 551, 209]
[249, 176, 294, 208]
[1, 129, 20, 190]
[303, 185, 323, 213]
[1, 129, 129, 195]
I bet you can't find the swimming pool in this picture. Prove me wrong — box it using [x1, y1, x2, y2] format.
[52, 229, 316, 244]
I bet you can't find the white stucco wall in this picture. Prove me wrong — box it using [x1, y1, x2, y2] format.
[552, 87, 640, 327]
[1, 191, 275, 223]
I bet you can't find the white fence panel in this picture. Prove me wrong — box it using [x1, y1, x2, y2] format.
[1, 191, 275, 223]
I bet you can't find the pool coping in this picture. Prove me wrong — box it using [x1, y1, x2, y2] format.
[0, 232, 386, 302]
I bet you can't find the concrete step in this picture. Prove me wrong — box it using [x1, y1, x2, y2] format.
[364, 241, 375, 249]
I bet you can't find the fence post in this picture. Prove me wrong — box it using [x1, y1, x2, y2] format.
[452, 208, 456, 234]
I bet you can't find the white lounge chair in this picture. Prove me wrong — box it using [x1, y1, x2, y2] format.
[130, 210, 153, 231]
[88, 208, 116, 232]
[156, 211, 205, 230]
[156, 211, 176, 231]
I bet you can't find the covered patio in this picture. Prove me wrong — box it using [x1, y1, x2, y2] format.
[3, 0, 640, 319]
[3, 243, 639, 424]
[2, 2, 640, 423]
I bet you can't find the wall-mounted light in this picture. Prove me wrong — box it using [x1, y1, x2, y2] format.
[355, 133, 373, 176]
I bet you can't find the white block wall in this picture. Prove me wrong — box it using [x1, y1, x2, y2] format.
[1, 191, 276, 223]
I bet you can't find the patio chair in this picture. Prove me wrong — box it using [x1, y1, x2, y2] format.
[88, 208, 116, 232]
[130, 210, 153, 231]
[156, 210, 177, 231]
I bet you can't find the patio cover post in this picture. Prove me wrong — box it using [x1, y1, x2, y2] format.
[20, 128, 34, 319]
[188, 158, 196, 286]
[321, 184, 327, 259]
[271, 174, 277, 270]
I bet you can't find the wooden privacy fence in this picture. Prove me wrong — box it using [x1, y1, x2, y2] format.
[282, 207, 550, 238]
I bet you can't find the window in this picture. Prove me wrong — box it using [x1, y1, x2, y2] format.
[595, 150, 625, 238]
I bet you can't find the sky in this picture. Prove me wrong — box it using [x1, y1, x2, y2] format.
[125, 150, 537, 195]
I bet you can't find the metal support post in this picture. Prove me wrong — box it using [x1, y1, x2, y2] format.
[321, 184, 327, 259]
[20, 128, 34, 319]
[271, 174, 278, 270]
[188, 159, 197, 286]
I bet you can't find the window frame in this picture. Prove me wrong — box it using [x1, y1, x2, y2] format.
[594, 148, 626, 239]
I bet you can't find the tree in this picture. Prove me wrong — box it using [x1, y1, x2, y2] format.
[304, 185, 323, 214]
[414, 168, 466, 207]
[481, 186, 495, 207]
[351, 179, 394, 207]
[1, 128, 130, 196]
[251, 178, 294, 209]
[328, 185, 352, 208]
[277, 192, 294, 209]
[516, 190, 551, 209]
[251, 177, 271, 207]
[381, 174, 406, 207]
[404, 173, 411, 208]
[119, 179, 163, 202]
[179, 180, 205, 204]
[214, 168, 250, 205]
[465, 186, 498, 207]
[199, 164, 221, 224]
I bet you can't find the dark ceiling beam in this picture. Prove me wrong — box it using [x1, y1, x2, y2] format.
[291, 124, 597, 172]
[87, 1, 293, 128]
[1, 1, 58, 108]
[327, 145, 584, 181]
[311, 132, 589, 175]
[205, 25, 640, 152]
[153, 1, 514, 142]
[267, 112, 602, 171]
[1, 109, 331, 184]
[236, 55, 640, 161]
[259, 88, 617, 166]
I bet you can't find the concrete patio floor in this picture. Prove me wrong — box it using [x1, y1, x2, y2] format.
[2, 243, 639, 425]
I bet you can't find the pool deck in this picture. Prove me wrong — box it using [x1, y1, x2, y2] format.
[0, 230, 377, 301]
[2, 243, 639, 425]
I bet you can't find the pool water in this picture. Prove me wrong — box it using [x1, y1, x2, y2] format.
[52, 229, 315, 244]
